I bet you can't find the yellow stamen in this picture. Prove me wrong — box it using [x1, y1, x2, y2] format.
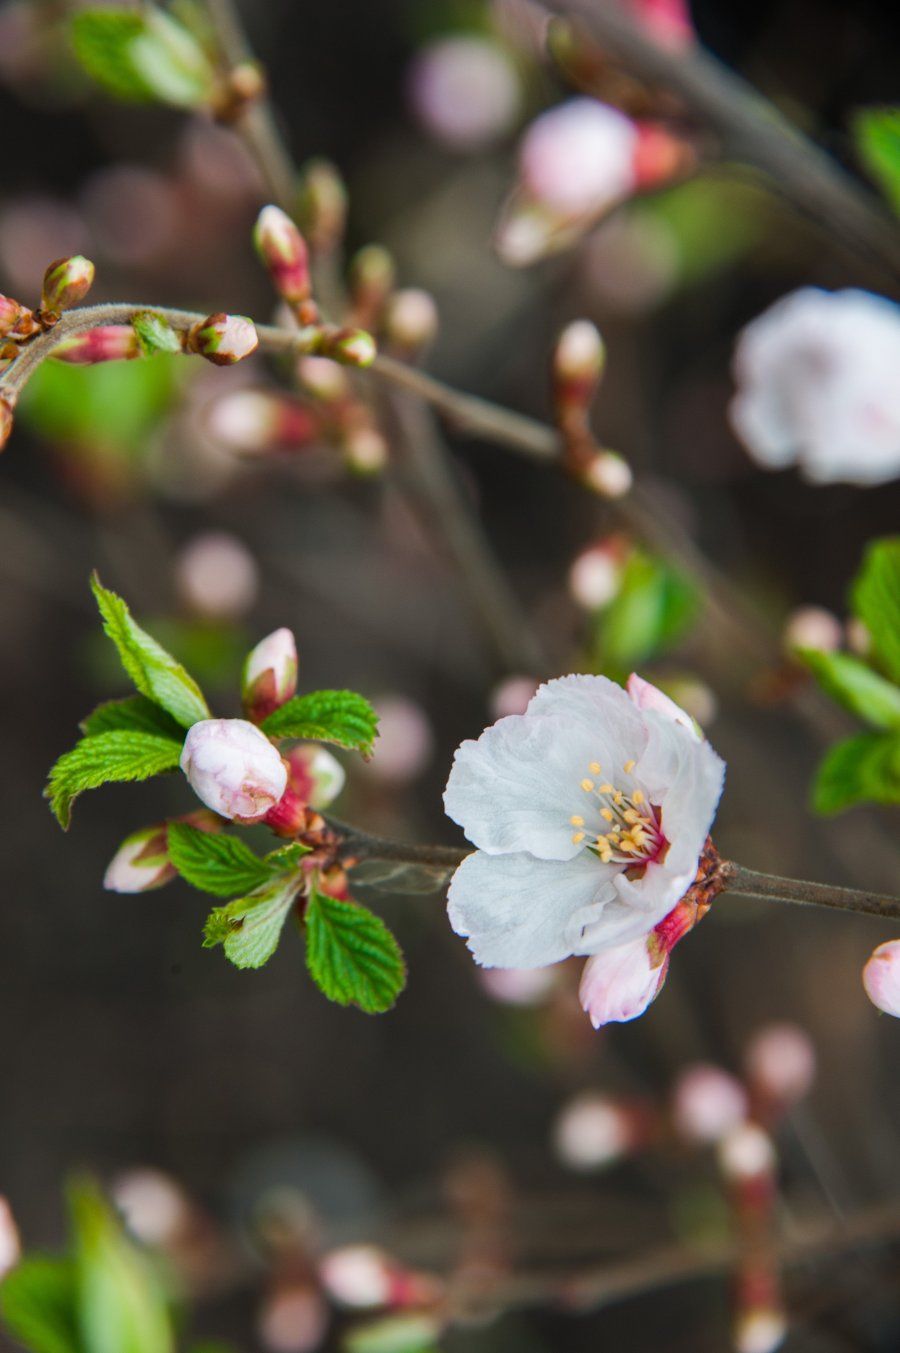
[623, 759, 636, 774]
[589, 761, 602, 774]
[600, 808, 614, 822]
[632, 790, 645, 805]
[570, 814, 585, 827]
[581, 778, 594, 792]
[571, 831, 585, 844]
[598, 782, 614, 794]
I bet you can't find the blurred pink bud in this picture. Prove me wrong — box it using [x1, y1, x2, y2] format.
[40, 254, 95, 314]
[297, 356, 350, 403]
[631, 122, 698, 190]
[554, 319, 605, 388]
[408, 34, 521, 151]
[478, 965, 557, 1006]
[0, 397, 14, 452]
[175, 531, 259, 620]
[846, 616, 871, 655]
[718, 1123, 777, 1184]
[104, 823, 174, 894]
[258, 1282, 329, 1353]
[206, 389, 319, 455]
[579, 449, 633, 498]
[297, 158, 348, 254]
[863, 940, 900, 1017]
[553, 1092, 647, 1170]
[112, 1168, 192, 1247]
[520, 99, 638, 215]
[181, 718, 287, 823]
[0, 1197, 21, 1278]
[343, 424, 389, 475]
[782, 605, 843, 654]
[0, 293, 37, 340]
[284, 744, 346, 810]
[579, 932, 668, 1028]
[254, 205, 312, 306]
[363, 696, 433, 784]
[316, 326, 377, 369]
[319, 1245, 394, 1309]
[188, 312, 258, 366]
[489, 675, 539, 720]
[243, 627, 298, 723]
[263, 787, 310, 838]
[54, 325, 140, 365]
[627, 672, 697, 735]
[671, 1063, 748, 1145]
[744, 1023, 816, 1109]
[568, 541, 624, 610]
[383, 289, 439, 357]
[733, 1309, 788, 1353]
[349, 244, 396, 327]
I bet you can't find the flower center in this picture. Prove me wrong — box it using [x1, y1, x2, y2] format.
[570, 760, 667, 867]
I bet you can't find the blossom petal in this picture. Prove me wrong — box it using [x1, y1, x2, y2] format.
[527, 673, 647, 762]
[447, 849, 620, 968]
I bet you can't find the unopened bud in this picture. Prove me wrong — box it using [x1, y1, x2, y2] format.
[180, 718, 287, 823]
[0, 397, 14, 452]
[718, 1123, 777, 1185]
[671, 1063, 748, 1145]
[263, 786, 311, 838]
[579, 932, 668, 1027]
[554, 319, 605, 400]
[0, 293, 38, 340]
[568, 538, 626, 610]
[40, 254, 95, 314]
[349, 244, 396, 328]
[383, 288, 439, 357]
[318, 1245, 395, 1309]
[254, 205, 313, 307]
[297, 355, 350, 403]
[242, 627, 298, 723]
[187, 312, 258, 365]
[782, 605, 842, 655]
[863, 939, 900, 1017]
[0, 1197, 21, 1278]
[284, 744, 346, 810]
[579, 449, 633, 498]
[112, 1168, 193, 1248]
[54, 325, 141, 365]
[104, 823, 174, 893]
[361, 696, 432, 784]
[316, 325, 377, 369]
[632, 122, 698, 190]
[744, 1023, 816, 1111]
[296, 157, 348, 255]
[206, 389, 319, 455]
[553, 1091, 652, 1170]
[343, 424, 388, 475]
[734, 1308, 788, 1353]
[175, 531, 259, 620]
[257, 1281, 328, 1353]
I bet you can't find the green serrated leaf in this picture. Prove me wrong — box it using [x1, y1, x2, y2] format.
[80, 694, 185, 740]
[261, 690, 378, 756]
[168, 821, 273, 897]
[852, 537, 900, 684]
[853, 107, 900, 214]
[812, 731, 900, 814]
[71, 8, 215, 107]
[132, 310, 184, 356]
[305, 885, 406, 1013]
[0, 1256, 80, 1353]
[47, 731, 182, 829]
[203, 876, 301, 969]
[69, 1178, 174, 1353]
[91, 574, 210, 728]
[263, 842, 312, 870]
[797, 647, 900, 730]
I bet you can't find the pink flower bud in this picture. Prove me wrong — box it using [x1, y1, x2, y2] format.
[383, 288, 439, 357]
[111, 1168, 192, 1247]
[568, 540, 625, 610]
[579, 932, 668, 1027]
[408, 34, 521, 151]
[520, 100, 638, 216]
[744, 1023, 816, 1109]
[0, 1197, 21, 1278]
[631, 0, 694, 48]
[553, 1091, 650, 1170]
[297, 355, 350, 403]
[104, 823, 175, 894]
[297, 157, 348, 255]
[188, 312, 258, 366]
[671, 1063, 748, 1145]
[0, 293, 37, 340]
[284, 744, 346, 810]
[478, 965, 557, 1006]
[627, 672, 697, 735]
[0, 397, 14, 452]
[243, 627, 298, 723]
[579, 449, 633, 498]
[733, 1308, 788, 1353]
[349, 244, 396, 328]
[40, 254, 95, 313]
[319, 1245, 394, 1309]
[258, 1282, 329, 1353]
[206, 390, 319, 455]
[316, 326, 377, 369]
[782, 605, 843, 655]
[718, 1124, 777, 1184]
[254, 205, 312, 306]
[180, 718, 287, 823]
[54, 325, 140, 365]
[175, 531, 259, 620]
[361, 696, 432, 785]
[342, 424, 389, 475]
[488, 675, 539, 720]
[863, 939, 900, 1017]
[554, 319, 605, 389]
[631, 123, 698, 190]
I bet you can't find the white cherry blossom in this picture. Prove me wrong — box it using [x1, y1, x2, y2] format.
[444, 673, 724, 970]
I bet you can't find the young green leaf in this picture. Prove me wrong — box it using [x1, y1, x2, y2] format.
[797, 648, 900, 730]
[71, 8, 215, 107]
[263, 842, 312, 871]
[0, 1256, 80, 1353]
[168, 821, 273, 897]
[305, 885, 406, 1013]
[132, 310, 184, 356]
[852, 537, 900, 684]
[595, 550, 698, 674]
[47, 731, 183, 829]
[80, 694, 185, 740]
[203, 876, 302, 969]
[70, 1178, 175, 1353]
[90, 574, 210, 728]
[71, 10, 153, 101]
[853, 107, 900, 214]
[261, 690, 378, 757]
[812, 731, 900, 814]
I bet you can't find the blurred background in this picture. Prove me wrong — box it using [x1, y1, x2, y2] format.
[1, 0, 900, 1349]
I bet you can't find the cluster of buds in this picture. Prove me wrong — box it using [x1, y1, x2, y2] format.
[297, 356, 387, 475]
[345, 242, 439, 363]
[551, 319, 633, 499]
